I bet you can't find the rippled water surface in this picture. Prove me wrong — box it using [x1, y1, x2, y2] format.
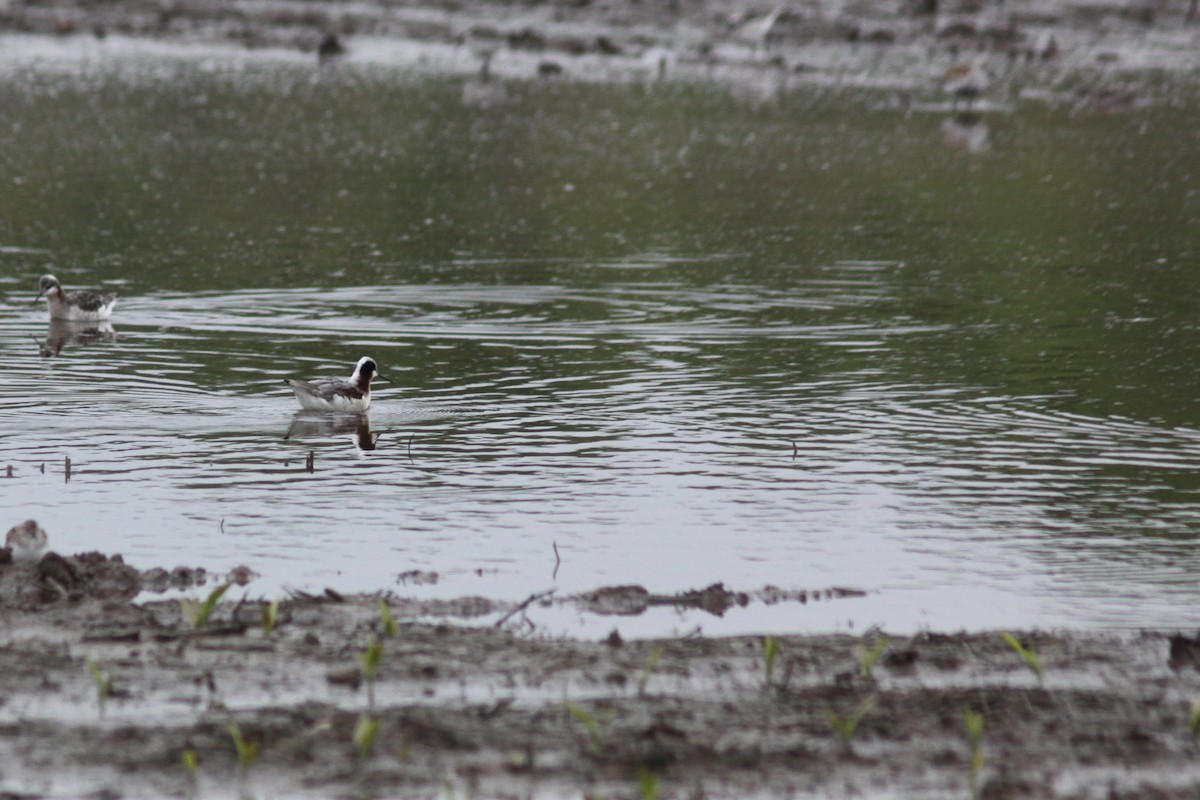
[2, 39, 1199, 635]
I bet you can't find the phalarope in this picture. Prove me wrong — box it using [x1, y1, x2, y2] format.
[5, 519, 48, 563]
[942, 56, 990, 112]
[36, 274, 118, 321]
[286, 356, 389, 412]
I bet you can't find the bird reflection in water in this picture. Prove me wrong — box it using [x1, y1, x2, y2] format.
[939, 113, 990, 154]
[285, 412, 381, 452]
[37, 319, 117, 358]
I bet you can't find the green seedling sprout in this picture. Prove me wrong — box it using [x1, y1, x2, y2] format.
[227, 722, 259, 773]
[181, 747, 198, 800]
[86, 657, 113, 717]
[828, 695, 876, 750]
[1190, 695, 1200, 737]
[379, 598, 398, 638]
[964, 706, 985, 798]
[564, 701, 604, 755]
[856, 634, 890, 682]
[999, 632, 1044, 683]
[638, 767, 660, 800]
[354, 714, 380, 761]
[180, 582, 231, 630]
[763, 636, 782, 688]
[637, 646, 663, 696]
[261, 597, 280, 635]
[182, 747, 198, 776]
[360, 634, 383, 709]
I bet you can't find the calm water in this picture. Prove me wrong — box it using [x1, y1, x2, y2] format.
[1, 38, 1199, 636]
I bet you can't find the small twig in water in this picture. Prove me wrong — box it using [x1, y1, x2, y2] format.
[407, 435, 413, 463]
[305, 450, 315, 472]
[494, 588, 556, 629]
[64, 455, 71, 483]
[552, 541, 561, 580]
[792, 441, 798, 460]
[219, 518, 226, 534]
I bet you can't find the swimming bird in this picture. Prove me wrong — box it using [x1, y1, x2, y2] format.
[942, 56, 990, 111]
[35, 274, 118, 321]
[285, 357, 389, 412]
[5, 519, 48, 563]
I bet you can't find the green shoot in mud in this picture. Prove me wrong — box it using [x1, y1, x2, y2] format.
[828, 696, 876, 751]
[999, 632, 1044, 683]
[261, 597, 280, 635]
[763, 636, 783, 688]
[181, 747, 198, 799]
[637, 646, 663, 697]
[856, 634, 890, 682]
[181, 748, 198, 777]
[565, 701, 604, 755]
[638, 767, 660, 800]
[1189, 696, 1200, 737]
[379, 598, 398, 638]
[85, 657, 112, 717]
[181, 582, 231, 630]
[964, 707, 985, 798]
[227, 722, 259, 773]
[354, 714, 380, 761]
[360, 634, 383, 709]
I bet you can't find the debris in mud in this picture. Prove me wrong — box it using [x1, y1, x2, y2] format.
[397, 568, 439, 586]
[0, 548, 141, 608]
[1168, 632, 1200, 670]
[140, 564, 210, 593]
[570, 582, 865, 617]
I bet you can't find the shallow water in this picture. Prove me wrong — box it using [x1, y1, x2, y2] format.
[1, 38, 1199, 636]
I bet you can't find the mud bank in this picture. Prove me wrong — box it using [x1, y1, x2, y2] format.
[2, 0, 1199, 94]
[0, 550, 1197, 798]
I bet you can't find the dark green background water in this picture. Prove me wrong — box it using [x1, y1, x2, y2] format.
[1, 43, 1198, 634]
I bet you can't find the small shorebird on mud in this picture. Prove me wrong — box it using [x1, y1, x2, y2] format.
[5, 520, 48, 563]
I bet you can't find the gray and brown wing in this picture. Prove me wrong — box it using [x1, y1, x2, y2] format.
[288, 377, 366, 402]
[67, 290, 116, 311]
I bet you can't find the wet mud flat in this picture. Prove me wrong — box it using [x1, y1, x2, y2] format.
[2, 551, 1200, 798]
[2, 0, 1199, 92]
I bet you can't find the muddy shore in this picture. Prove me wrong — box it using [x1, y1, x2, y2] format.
[2, 0, 1199, 96]
[0, 549, 1197, 798]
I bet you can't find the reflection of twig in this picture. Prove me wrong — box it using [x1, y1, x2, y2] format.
[792, 441, 797, 460]
[407, 435, 413, 464]
[494, 588, 556, 629]
[552, 541, 561, 580]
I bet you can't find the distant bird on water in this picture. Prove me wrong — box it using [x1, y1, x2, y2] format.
[942, 56, 990, 111]
[35, 274, 118, 322]
[318, 32, 345, 62]
[286, 356, 389, 412]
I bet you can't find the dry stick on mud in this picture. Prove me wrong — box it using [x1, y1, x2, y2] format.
[494, 588, 556, 629]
